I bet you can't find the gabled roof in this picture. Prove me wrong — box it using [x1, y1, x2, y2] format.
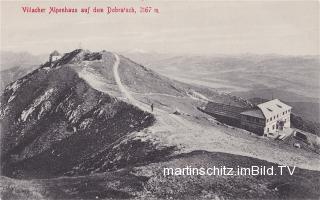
[257, 99, 292, 119]
[240, 109, 265, 119]
[50, 50, 61, 56]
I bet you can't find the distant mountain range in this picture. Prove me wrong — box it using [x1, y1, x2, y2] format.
[0, 51, 47, 92]
[1, 50, 319, 199]
[124, 52, 320, 123]
[1, 51, 47, 70]
[124, 52, 320, 99]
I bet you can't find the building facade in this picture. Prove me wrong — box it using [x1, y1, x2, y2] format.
[240, 99, 292, 136]
[49, 50, 62, 63]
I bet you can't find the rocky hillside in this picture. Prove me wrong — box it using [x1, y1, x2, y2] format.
[0, 50, 169, 179]
[1, 49, 319, 200]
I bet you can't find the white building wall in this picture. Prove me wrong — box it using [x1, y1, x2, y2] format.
[52, 55, 61, 61]
[264, 110, 291, 135]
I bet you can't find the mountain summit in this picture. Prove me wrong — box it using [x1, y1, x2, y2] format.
[1, 49, 319, 199]
[0, 49, 171, 178]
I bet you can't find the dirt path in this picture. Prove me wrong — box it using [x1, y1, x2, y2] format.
[111, 53, 320, 171]
[112, 53, 194, 130]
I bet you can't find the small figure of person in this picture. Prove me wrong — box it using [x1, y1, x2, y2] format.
[151, 103, 154, 112]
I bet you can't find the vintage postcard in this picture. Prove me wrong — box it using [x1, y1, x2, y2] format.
[0, 0, 319, 199]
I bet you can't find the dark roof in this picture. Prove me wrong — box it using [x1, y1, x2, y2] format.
[50, 50, 61, 56]
[240, 109, 265, 119]
[204, 102, 247, 119]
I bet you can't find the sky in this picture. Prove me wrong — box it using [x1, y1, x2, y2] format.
[1, 0, 319, 55]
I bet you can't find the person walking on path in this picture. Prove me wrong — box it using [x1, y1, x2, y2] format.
[151, 103, 154, 112]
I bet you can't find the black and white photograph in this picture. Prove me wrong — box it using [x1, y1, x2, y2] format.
[0, 0, 319, 199]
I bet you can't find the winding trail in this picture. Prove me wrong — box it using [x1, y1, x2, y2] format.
[110, 53, 320, 171]
[112, 53, 148, 111]
[112, 53, 165, 114]
[112, 53, 195, 131]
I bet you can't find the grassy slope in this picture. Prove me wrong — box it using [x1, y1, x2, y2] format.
[1, 151, 319, 200]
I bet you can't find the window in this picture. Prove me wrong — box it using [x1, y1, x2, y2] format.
[267, 119, 269, 122]
[276, 104, 282, 108]
[270, 117, 272, 121]
[283, 112, 285, 115]
[267, 128, 269, 132]
[272, 125, 275, 130]
[277, 114, 279, 118]
[274, 116, 276, 119]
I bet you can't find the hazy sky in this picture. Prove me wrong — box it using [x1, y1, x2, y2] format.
[1, 0, 319, 55]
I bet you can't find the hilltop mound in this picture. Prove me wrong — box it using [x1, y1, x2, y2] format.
[0, 50, 170, 179]
[1, 49, 319, 199]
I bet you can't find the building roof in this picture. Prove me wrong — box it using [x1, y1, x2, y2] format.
[257, 99, 292, 119]
[240, 109, 265, 119]
[204, 102, 247, 119]
[50, 50, 61, 56]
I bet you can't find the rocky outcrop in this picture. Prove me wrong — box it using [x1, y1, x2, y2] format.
[0, 50, 161, 179]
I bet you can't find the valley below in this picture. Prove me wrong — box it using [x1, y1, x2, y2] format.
[0, 50, 319, 199]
